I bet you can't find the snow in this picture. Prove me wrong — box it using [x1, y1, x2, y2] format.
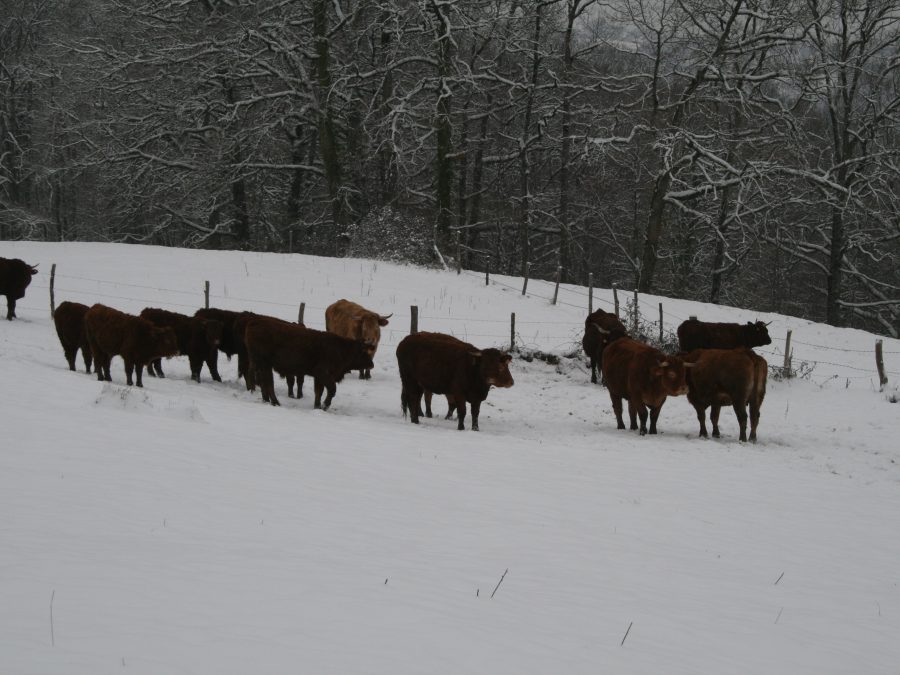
[2, 241, 899, 675]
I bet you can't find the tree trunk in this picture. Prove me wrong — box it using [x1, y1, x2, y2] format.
[313, 0, 342, 252]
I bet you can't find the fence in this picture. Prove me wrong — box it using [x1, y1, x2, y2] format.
[20, 261, 900, 389]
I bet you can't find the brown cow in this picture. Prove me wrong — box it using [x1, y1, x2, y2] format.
[396, 332, 514, 431]
[0, 257, 38, 320]
[601, 336, 690, 435]
[140, 308, 223, 382]
[681, 348, 768, 442]
[53, 301, 93, 373]
[677, 318, 771, 352]
[582, 308, 627, 384]
[84, 304, 179, 387]
[325, 299, 391, 379]
[233, 311, 304, 397]
[244, 318, 374, 410]
[194, 308, 243, 382]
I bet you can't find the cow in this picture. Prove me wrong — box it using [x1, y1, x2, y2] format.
[194, 308, 243, 381]
[601, 336, 691, 435]
[681, 348, 768, 442]
[396, 331, 514, 431]
[324, 299, 391, 379]
[232, 311, 304, 397]
[53, 301, 93, 373]
[677, 318, 772, 352]
[139, 308, 223, 382]
[244, 318, 374, 410]
[582, 308, 627, 384]
[0, 257, 38, 320]
[84, 304, 179, 386]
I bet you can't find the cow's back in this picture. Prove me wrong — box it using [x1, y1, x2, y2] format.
[54, 301, 90, 348]
[396, 332, 474, 394]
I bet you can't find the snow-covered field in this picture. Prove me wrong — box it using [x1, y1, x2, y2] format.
[2, 241, 899, 675]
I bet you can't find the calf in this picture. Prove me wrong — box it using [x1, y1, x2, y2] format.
[677, 318, 771, 352]
[601, 336, 690, 435]
[53, 301, 93, 373]
[140, 307, 223, 382]
[396, 332, 514, 431]
[244, 318, 373, 410]
[582, 308, 627, 384]
[84, 304, 179, 386]
[325, 299, 391, 379]
[0, 257, 38, 320]
[194, 308, 243, 381]
[681, 348, 768, 442]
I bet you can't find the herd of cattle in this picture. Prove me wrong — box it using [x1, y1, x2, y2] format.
[2, 254, 772, 441]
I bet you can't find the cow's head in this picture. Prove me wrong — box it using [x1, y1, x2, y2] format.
[744, 320, 772, 347]
[355, 312, 391, 356]
[652, 356, 691, 396]
[153, 326, 180, 358]
[203, 318, 224, 347]
[473, 348, 514, 388]
[350, 340, 376, 372]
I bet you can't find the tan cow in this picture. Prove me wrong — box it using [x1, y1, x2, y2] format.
[324, 299, 391, 379]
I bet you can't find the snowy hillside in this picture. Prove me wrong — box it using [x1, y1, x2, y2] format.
[2, 241, 899, 675]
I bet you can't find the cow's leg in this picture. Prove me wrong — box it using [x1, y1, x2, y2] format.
[445, 395, 456, 420]
[609, 392, 626, 430]
[359, 369, 366, 380]
[424, 391, 433, 418]
[206, 349, 222, 382]
[101, 354, 112, 382]
[648, 402, 663, 435]
[456, 400, 467, 431]
[124, 360, 135, 386]
[313, 377, 325, 409]
[748, 398, 761, 443]
[710, 405, 722, 438]
[406, 383, 422, 424]
[695, 405, 708, 437]
[322, 381, 337, 410]
[82, 347, 93, 374]
[590, 356, 597, 384]
[64, 347, 77, 371]
[135, 363, 145, 388]
[189, 353, 202, 382]
[296, 375, 304, 398]
[733, 403, 748, 442]
[470, 400, 481, 431]
[6, 296, 15, 320]
[627, 400, 639, 431]
[634, 400, 649, 435]
[261, 367, 279, 406]
[286, 374, 295, 398]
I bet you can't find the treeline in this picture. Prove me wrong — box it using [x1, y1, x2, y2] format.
[2, 0, 899, 336]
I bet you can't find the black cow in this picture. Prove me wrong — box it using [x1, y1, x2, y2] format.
[0, 257, 38, 320]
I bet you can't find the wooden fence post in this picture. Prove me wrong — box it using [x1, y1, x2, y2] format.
[298, 302, 305, 325]
[658, 302, 664, 344]
[689, 315, 697, 321]
[49, 263, 56, 318]
[521, 262, 531, 296]
[783, 329, 793, 378]
[455, 231, 462, 275]
[204, 280, 210, 309]
[289, 230, 293, 254]
[552, 266, 562, 305]
[510, 312, 516, 353]
[876, 340, 888, 389]
[613, 284, 620, 319]
[410, 305, 418, 334]
[588, 273, 593, 314]
[485, 255, 490, 286]
[632, 288, 639, 334]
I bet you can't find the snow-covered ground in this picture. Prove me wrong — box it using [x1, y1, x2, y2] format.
[2, 241, 899, 675]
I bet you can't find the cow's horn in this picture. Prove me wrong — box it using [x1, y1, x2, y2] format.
[469, 350, 482, 357]
[765, 321, 772, 326]
[683, 361, 696, 368]
[380, 313, 393, 320]
[592, 323, 609, 334]
[658, 360, 669, 367]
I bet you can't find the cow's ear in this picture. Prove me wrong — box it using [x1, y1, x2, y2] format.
[378, 317, 390, 326]
[501, 353, 512, 364]
[30, 267, 38, 275]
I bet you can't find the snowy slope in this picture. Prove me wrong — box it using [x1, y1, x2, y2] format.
[1, 241, 899, 675]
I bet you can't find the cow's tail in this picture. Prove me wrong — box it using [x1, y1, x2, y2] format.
[753, 353, 768, 406]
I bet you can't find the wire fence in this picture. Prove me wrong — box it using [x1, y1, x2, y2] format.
[12, 262, 899, 381]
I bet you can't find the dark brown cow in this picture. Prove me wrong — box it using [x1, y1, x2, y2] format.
[582, 308, 627, 384]
[681, 348, 768, 442]
[0, 257, 38, 320]
[53, 301, 93, 373]
[140, 308, 223, 382]
[601, 336, 690, 435]
[396, 332, 514, 431]
[233, 311, 304, 397]
[194, 308, 243, 381]
[244, 318, 374, 410]
[677, 318, 772, 352]
[84, 304, 179, 386]
[325, 299, 391, 379]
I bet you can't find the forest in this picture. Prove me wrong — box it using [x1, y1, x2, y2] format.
[2, 0, 899, 336]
